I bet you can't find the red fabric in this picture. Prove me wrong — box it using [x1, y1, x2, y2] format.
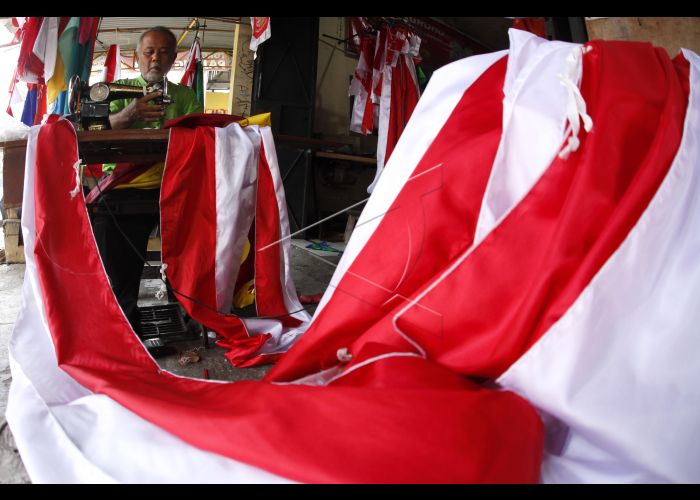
[512, 18, 546, 38]
[17, 17, 44, 82]
[33, 84, 46, 125]
[164, 113, 244, 129]
[254, 141, 302, 327]
[268, 56, 509, 382]
[160, 126, 250, 342]
[78, 16, 95, 45]
[31, 117, 543, 483]
[298, 293, 323, 305]
[103, 44, 119, 82]
[57, 16, 70, 37]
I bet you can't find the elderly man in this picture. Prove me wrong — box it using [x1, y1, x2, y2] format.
[91, 26, 203, 335]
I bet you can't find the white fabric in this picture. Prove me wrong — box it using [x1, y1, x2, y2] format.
[6, 124, 292, 484]
[25, 17, 58, 84]
[314, 50, 507, 318]
[213, 123, 259, 312]
[498, 49, 700, 484]
[474, 29, 579, 246]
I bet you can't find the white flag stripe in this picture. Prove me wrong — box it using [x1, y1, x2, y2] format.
[214, 123, 259, 312]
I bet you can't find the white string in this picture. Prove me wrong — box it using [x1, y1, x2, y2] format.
[336, 347, 353, 363]
[558, 45, 594, 159]
[69, 160, 81, 199]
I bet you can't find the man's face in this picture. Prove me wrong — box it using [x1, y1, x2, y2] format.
[137, 31, 176, 83]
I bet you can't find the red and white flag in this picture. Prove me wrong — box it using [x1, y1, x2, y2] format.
[161, 119, 311, 367]
[7, 32, 700, 483]
[249, 17, 271, 52]
[100, 44, 120, 82]
[348, 29, 376, 135]
[370, 28, 421, 193]
[179, 38, 200, 87]
[348, 23, 421, 193]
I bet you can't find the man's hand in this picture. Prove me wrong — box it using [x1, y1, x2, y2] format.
[108, 91, 165, 130]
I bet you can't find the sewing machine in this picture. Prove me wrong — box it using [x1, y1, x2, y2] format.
[66, 75, 173, 131]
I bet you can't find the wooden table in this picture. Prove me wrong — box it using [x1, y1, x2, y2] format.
[1, 129, 171, 210]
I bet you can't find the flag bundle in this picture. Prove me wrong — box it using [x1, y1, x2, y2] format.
[7, 30, 700, 483]
[348, 19, 421, 192]
[8, 16, 99, 125]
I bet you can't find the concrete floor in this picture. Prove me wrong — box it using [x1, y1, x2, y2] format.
[0, 240, 341, 483]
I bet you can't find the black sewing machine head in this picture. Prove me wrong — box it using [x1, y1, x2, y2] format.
[66, 75, 173, 131]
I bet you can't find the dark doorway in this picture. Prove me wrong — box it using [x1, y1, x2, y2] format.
[252, 17, 319, 234]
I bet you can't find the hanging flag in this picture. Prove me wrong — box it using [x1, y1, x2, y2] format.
[100, 44, 120, 82]
[348, 27, 376, 134]
[347, 22, 422, 193]
[250, 17, 271, 52]
[161, 112, 310, 367]
[368, 27, 421, 193]
[179, 38, 204, 106]
[16, 17, 45, 84]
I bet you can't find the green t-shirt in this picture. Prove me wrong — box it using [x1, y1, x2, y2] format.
[108, 75, 203, 129]
[103, 76, 203, 173]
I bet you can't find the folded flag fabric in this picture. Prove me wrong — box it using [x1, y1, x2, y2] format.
[160, 113, 311, 367]
[7, 30, 700, 483]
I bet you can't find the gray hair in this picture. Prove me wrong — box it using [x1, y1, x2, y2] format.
[137, 26, 177, 54]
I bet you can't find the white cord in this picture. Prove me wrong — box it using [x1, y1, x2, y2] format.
[69, 160, 81, 199]
[558, 45, 594, 159]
